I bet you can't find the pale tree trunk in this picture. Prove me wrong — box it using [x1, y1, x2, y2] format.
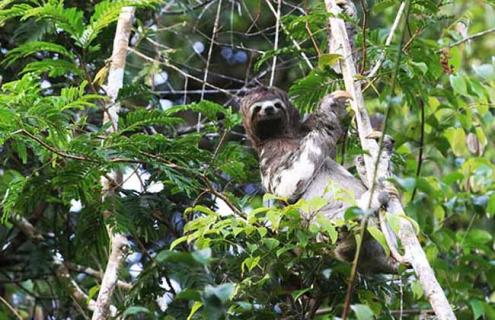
[92, 6, 135, 320]
[324, 1, 456, 319]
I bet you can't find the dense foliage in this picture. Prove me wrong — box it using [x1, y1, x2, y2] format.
[0, 0, 494, 319]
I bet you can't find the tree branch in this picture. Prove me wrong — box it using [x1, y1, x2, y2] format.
[445, 26, 495, 49]
[269, 0, 281, 86]
[324, 1, 456, 319]
[66, 263, 132, 290]
[0, 296, 23, 320]
[92, 6, 135, 320]
[366, 2, 407, 79]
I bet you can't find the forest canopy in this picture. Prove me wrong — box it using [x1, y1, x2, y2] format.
[0, 0, 494, 319]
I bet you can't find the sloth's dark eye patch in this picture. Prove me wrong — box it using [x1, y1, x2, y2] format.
[253, 105, 262, 113]
[274, 102, 283, 109]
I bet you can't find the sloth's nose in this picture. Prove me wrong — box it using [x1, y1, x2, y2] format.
[263, 105, 276, 115]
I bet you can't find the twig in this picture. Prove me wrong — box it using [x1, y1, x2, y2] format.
[92, 6, 135, 320]
[410, 99, 425, 202]
[56, 262, 98, 312]
[445, 26, 495, 49]
[358, 0, 368, 74]
[269, 0, 282, 86]
[66, 263, 132, 290]
[0, 296, 23, 320]
[324, 1, 456, 319]
[366, 2, 406, 79]
[17, 129, 181, 167]
[304, 0, 321, 57]
[161, 0, 216, 15]
[18, 129, 91, 162]
[199, 0, 223, 130]
[7, 216, 107, 315]
[264, 0, 314, 69]
[127, 47, 234, 96]
[154, 88, 243, 94]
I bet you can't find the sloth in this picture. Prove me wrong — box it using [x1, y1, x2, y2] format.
[240, 86, 398, 273]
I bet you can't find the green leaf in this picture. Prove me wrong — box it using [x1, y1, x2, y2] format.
[316, 213, 338, 243]
[466, 229, 492, 246]
[22, 59, 81, 77]
[386, 212, 401, 235]
[289, 69, 339, 113]
[351, 304, 374, 320]
[187, 301, 203, 320]
[0, 107, 16, 128]
[449, 73, 468, 96]
[411, 281, 424, 299]
[192, 248, 212, 265]
[170, 235, 188, 249]
[175, 289, 201, 301]
[487, 194, 495, 217]
[123, 306, 151, 318]
[469, 299, 484, 320]
[292, 288, 311, 301]
[367, 225, 390, 256]
[3, 41, 75, 66]
[318, 53, 341, 68]
[345, 206, 364, 221]
[203, 283, 235, 303]
[410, 61, 428, 75]
[262, 238, 280, 250]
[266, 209, 282, 231]
[1, 175, 27, 222]
[22, 4, 85, 40]
[444, 127, 468, 156]
[242, 256, 260, 272]
[373, 0, 395, 12]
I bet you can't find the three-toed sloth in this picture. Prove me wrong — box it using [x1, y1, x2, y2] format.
[240, 86, 398, 273]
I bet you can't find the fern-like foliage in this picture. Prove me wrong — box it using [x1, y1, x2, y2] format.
[22, 59, 82, 77]
[119, 109, 184, 133]
[3, 41, 75, 66]
[79, 0, 162, 48]
[1, 0, 162, 48]
[21, 3, 85, 40]
[288, 69, 341, 113]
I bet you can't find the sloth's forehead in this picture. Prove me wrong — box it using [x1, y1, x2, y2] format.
[249, 93, 281, 104]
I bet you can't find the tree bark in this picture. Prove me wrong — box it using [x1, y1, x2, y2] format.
[92, 6, 135, 320]
[324, 1, 456, 319]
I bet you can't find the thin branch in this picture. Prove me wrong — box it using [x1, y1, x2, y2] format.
[66, 263, 132, 290]
[269, 0, 282, 86]
[0, 296, 23, 320]
[264, 0, 314, 69]
[366, 2, 406, 79]
[161, 0, 216, 15]
[445, 26, 495, 49]
[6, 216, 105, 315]
[18, 129, 90, 162]
[199, 0, 223, 130]
[410, 99, 425, 201]
[17, 129, 180, 167]
[358, 0, 368, 74]
[127, 47, 235, 96]
[55, 262, 98, 312]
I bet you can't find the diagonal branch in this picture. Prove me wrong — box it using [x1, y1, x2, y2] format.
[324, 1, 456, 319]
[366, 1, 407, 79]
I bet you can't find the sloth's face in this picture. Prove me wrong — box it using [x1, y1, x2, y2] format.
[240, 87, 301, 147]
[249, 98, 288, 140]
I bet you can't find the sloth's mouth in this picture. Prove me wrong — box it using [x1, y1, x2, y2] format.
[255, 117, 285, 140]
[259, 113, 282, 121]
